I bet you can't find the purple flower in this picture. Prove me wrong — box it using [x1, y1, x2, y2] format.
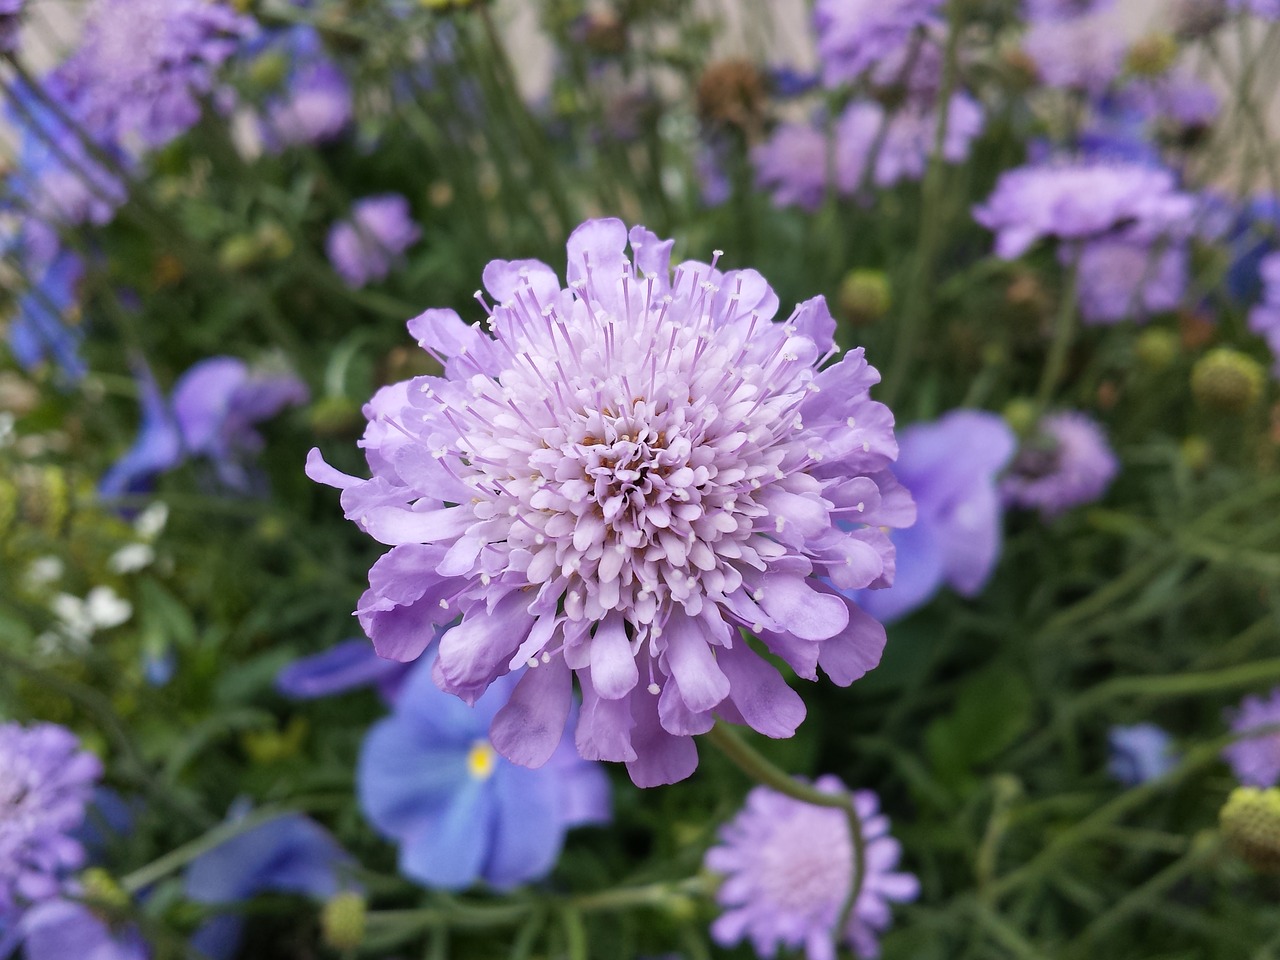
[1248, 252, 1280, 376]
[1023, 0, 1114, 20]
[974, 160, 1194, 259]
[59, 0, 255, 149]
[814, 0, 944, 88]
[326, 194, 422, 288]
[0, 723, 102, 923]
[99, 356, 308, 497]
[1224, 689, 1280, 787]
[856, 94, 985, 188]
[18, 898, 149, 960]
[1122, 72, 1220, 134]
[357, 652, 610, 890]
[1023, 15, 1125, 96]
[1076, 238, 1187, 325]
[705, 777, 919, 960]
[307, 218, 910, 787]
[258, 27, 352, 149]
[1229, 0, 1280, 17]
[1108, 724, 1178, 785]
[0, 0, 25, 54]
[8, 249, 87, 382]
[1002, 412, 1118, 519]
[277, 639, 412, 702]
[752, 121, 840, 212]
[185, 811, 356, 960]
[852, 411, 1014, 624]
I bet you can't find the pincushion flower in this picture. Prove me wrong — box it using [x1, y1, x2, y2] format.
[19, 897, 149, 960]
[1023, 14, 1125, 95]
[326, 194, 422, 288]
[1224, 688, 1280, 788]
[0, 723, 102, 923]
[308, 218, 910, 786]
[259, 26, 353, 149]
[1002, 412, 1118, 518]
[814, 0, 944, 88]
[1075, 238, 1187, 325]
[705, 777, 919, 960]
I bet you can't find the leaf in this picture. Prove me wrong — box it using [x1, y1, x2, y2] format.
[925, 663, 1034, 789]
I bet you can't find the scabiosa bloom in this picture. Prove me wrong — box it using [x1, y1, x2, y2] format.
[58, 0, 254, 150]
[326, 195, 422, 288]
[259, 27, 352, 149]
[307, 219, 909, 786]
[19, 898, 149, 960]
[1122, 72, 1220, 137]
[358, 651, 610, 890]
[705, 778, 919, 960]
[1002, 412, 1118, 519]
[1023, 15, 1125, 97]
[1023, 0, 1114, 19]
[1248, 252, 1280, 376]
[973, 160, 1194, 259]
[752, 121, 845, 212]
[855, 94, 985, 188]
[1224, 689, 1280, 788]
[1228, 0, 1280, 17]
[814, 0, 944, 88]
[1108, 723, 1178, 785]
[852, 411, 1014, 624]
[0, 723, 102, 923]
[1075, 238, 1187, 325]
[0, 0, 25, 54]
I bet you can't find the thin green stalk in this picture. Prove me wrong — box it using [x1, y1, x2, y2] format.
[1034, 252, 1080, 410]
[121, 807, 293, 893]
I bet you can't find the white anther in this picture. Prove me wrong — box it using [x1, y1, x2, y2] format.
[647, 682, 661, 695]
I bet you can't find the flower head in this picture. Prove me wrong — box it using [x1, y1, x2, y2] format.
[814, 0, 944, 88]
[1023, 15, 1125, 96]
[259, 26, 352, 149]
[19, 897, 149, 960]
[326, 194, 422, 288]
[1002, 412, 1118, 519]
[974, 160, 1194, 259]
[1224, 688, 1280, 787]
[1108, 723, 1178, 785]
[1249, 252, 1280, 376]
[308, 218, 910, 786]
[1076, 238, 1187, 325]
[705, 778, 919, 960]
[0, 723, 102, 922]
[852, 410, 1014, 624]
[357, 651, 610, 890]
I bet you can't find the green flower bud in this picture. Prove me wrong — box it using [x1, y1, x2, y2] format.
[321, 891, 367, 950]
[81, 868, 130, 910]
[1134, 328, 1179, 372]
[1221, 787, 1280, 872]
[218, 234, 260, 273]
[1126, 34, 1179, 77]
[1002, 398, 1038, 438]
[1191, 348, 1265, 413]
[837, 270, 891, 326]
[248, 51, 290, 91]
[1180, 435, 1211, 472]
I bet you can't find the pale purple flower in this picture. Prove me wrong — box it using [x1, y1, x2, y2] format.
[1002, 412, 1118, 518]
[752, 121, 841, 212]
[1023, 15, 1125, 96]
[0, 723, 102, 923]
[1108, 724, 1178, 785]
[1023, 0, 1114, 20]
[1123, 72, 1220, 134]
[1228, 0, 1280, 17]
[814, 0, 944, 88]
[0, 0, 25, 54]
[973, 160, 1195, 259]
[1224, 688, 1280, 787]
[705, 777, 919, 960]
[59, 0, 255, 149]
[326, 194, 422, 288]
[307, 218, 910, 787]
[858, 93, 985, 188]
[1076, 238, 1187, 325]
[19, 898, 149, 960]
[266, 61, 351, 147]
[1248, 252, 1280, 376]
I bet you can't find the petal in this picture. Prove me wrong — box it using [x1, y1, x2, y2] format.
[759, 574, 849, 641]
[575, 672, 636, 762]
[481, 258, 561, 305]
[627, 225, 674, 282]
[305, 447, 362, 490]
[407, 307, 475, 359]
[658, 680, 716, 736]
[590, 611, 638, 700]
[662, 610, 731, 713]
[817, 597, 887, 687]
[361, 504, 474, 546]
[437, 592, 535, 693]
[357, 725, 470, 838]
[399, 777, 495, 890]
[490, 657, 573, 769]
[483, 766, 565, 888]
[276, 640, 406, 699]
[625, 691, 699, 787]
[719, 642, 806, 739]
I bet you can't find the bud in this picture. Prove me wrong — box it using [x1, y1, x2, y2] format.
[1005, 272, 1049, 323]
[321, 891, 367, 950]
[218, 234, 260, 273]
[1126, 34, 1179, 77]
[80, 868, 130, 910]
[696, 60, 768, 134]
[1221, 787, 1280, 871]
[1002, 398, 1038, 437]
[1134, 328, 1179, 372]
[1180, 435, 1211, 472]
[838, 270, 891, 326]
[309, 396, 364, 437]
[1001, 47, 1040, 90]
[1191, 348, 1265, 413]
[254, 221, 294, 262]
[248, 51, 290, 92]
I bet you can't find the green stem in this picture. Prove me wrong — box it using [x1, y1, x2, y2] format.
[704, 723, 867, 937]
[1034, 252, 1080, 411]
[120, 807, 292, 893]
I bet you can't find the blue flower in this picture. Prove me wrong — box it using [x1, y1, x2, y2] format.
[1108, 724, 1178, 786]
[184, 811, 356, 960]
[276, 639, 411, 701]
[1227, 195, 1280, 304]
[357, 651, 611, 891]
[8, 249, 87, 382]
[17, 898, 148, 960]
[851, 411, 1015, 623]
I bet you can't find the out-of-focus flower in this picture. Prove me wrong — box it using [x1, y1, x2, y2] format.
[185, 811, 356, 960]
[855, 94, 985, 188]
[0, 723, 102, 924]
[696, 60, 767, 134]
[1121, 72, 1219, 138]
[99, 357, 308, 497]
[1075, 238, 1187, 325]
[18, 897, 149, 960]
[308, 219, 910, 786]
[1002, 412, 1118, 519]
[358, 652, 610, 890]
[851, 411, 1014, 624]
[752, 121, 841, 212]
[48, 586, 133, 647]
[814, 0, 943, 88]
[1108, 723, 1178, 785]
[1228, 0, 1280, 18]
[57, 0, 255, 149]
[1023, 15, 1125, 97]
[0, 0, 25, 54]
[1226, 196, 1279, 303]
[326, 194, 422, 288]
[259, 26, 352, 149]
[974, 160, 1194, 259]
[1023, 0, 1114, 20]
[705, 777, 919, 960]
[1224, 689, 1280, 787]
[8, 249, 87, 382]
[1191, 348, 1265, 411]
[276, 639, 411, 702]
[1221, 787, 1280, 871]
[1249, 252, 1280, 376]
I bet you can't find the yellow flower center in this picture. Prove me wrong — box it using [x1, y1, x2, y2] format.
[466, 740, 498, 780]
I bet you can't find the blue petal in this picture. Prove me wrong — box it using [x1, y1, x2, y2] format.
[854, 517, 945, 624]
[483, 765, 564, 889]
[399, 776, 495, 890]
[277, 640, 407, 699]
[357, 716, 469, 837]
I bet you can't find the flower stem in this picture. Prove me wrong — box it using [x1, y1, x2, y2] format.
[703, 723, 867, 937]
[121, 806, 292, 894]
[1034, 251, 1080, 411]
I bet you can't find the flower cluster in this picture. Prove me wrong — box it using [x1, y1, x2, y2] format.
[310, 218, 911, 786]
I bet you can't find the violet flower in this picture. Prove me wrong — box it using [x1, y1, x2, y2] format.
[851, 411, 1014, 624]
[259, 26, 353, 149]
[705, 777, 919, 960]
[18, 898, 149, 960]
[326, 194, 422, 288]
[1002, 412, 1118, 519]
[358, 651, 610, 890]
[1248, 252, 1280, 376]
[1075, 238, 1187, 325]
[1023, 0, 1114, 20]
[1023, 15, 1125, 97]
[1108, 724, 1178, 786]
[1229, 0, 1280, 17]
[1224, 689, 1280, 788]
[307, 218, 910, 786]
[814, 0, 944, 88]
[276, 639, 412, 702]
[0, 0, 24, 54]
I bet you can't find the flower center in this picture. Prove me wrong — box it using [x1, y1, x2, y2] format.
[466, 740, 498, 780]
[756, 807, 853, 915]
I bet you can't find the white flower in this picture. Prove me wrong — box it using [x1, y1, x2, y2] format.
[107, 543, 155, 574]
